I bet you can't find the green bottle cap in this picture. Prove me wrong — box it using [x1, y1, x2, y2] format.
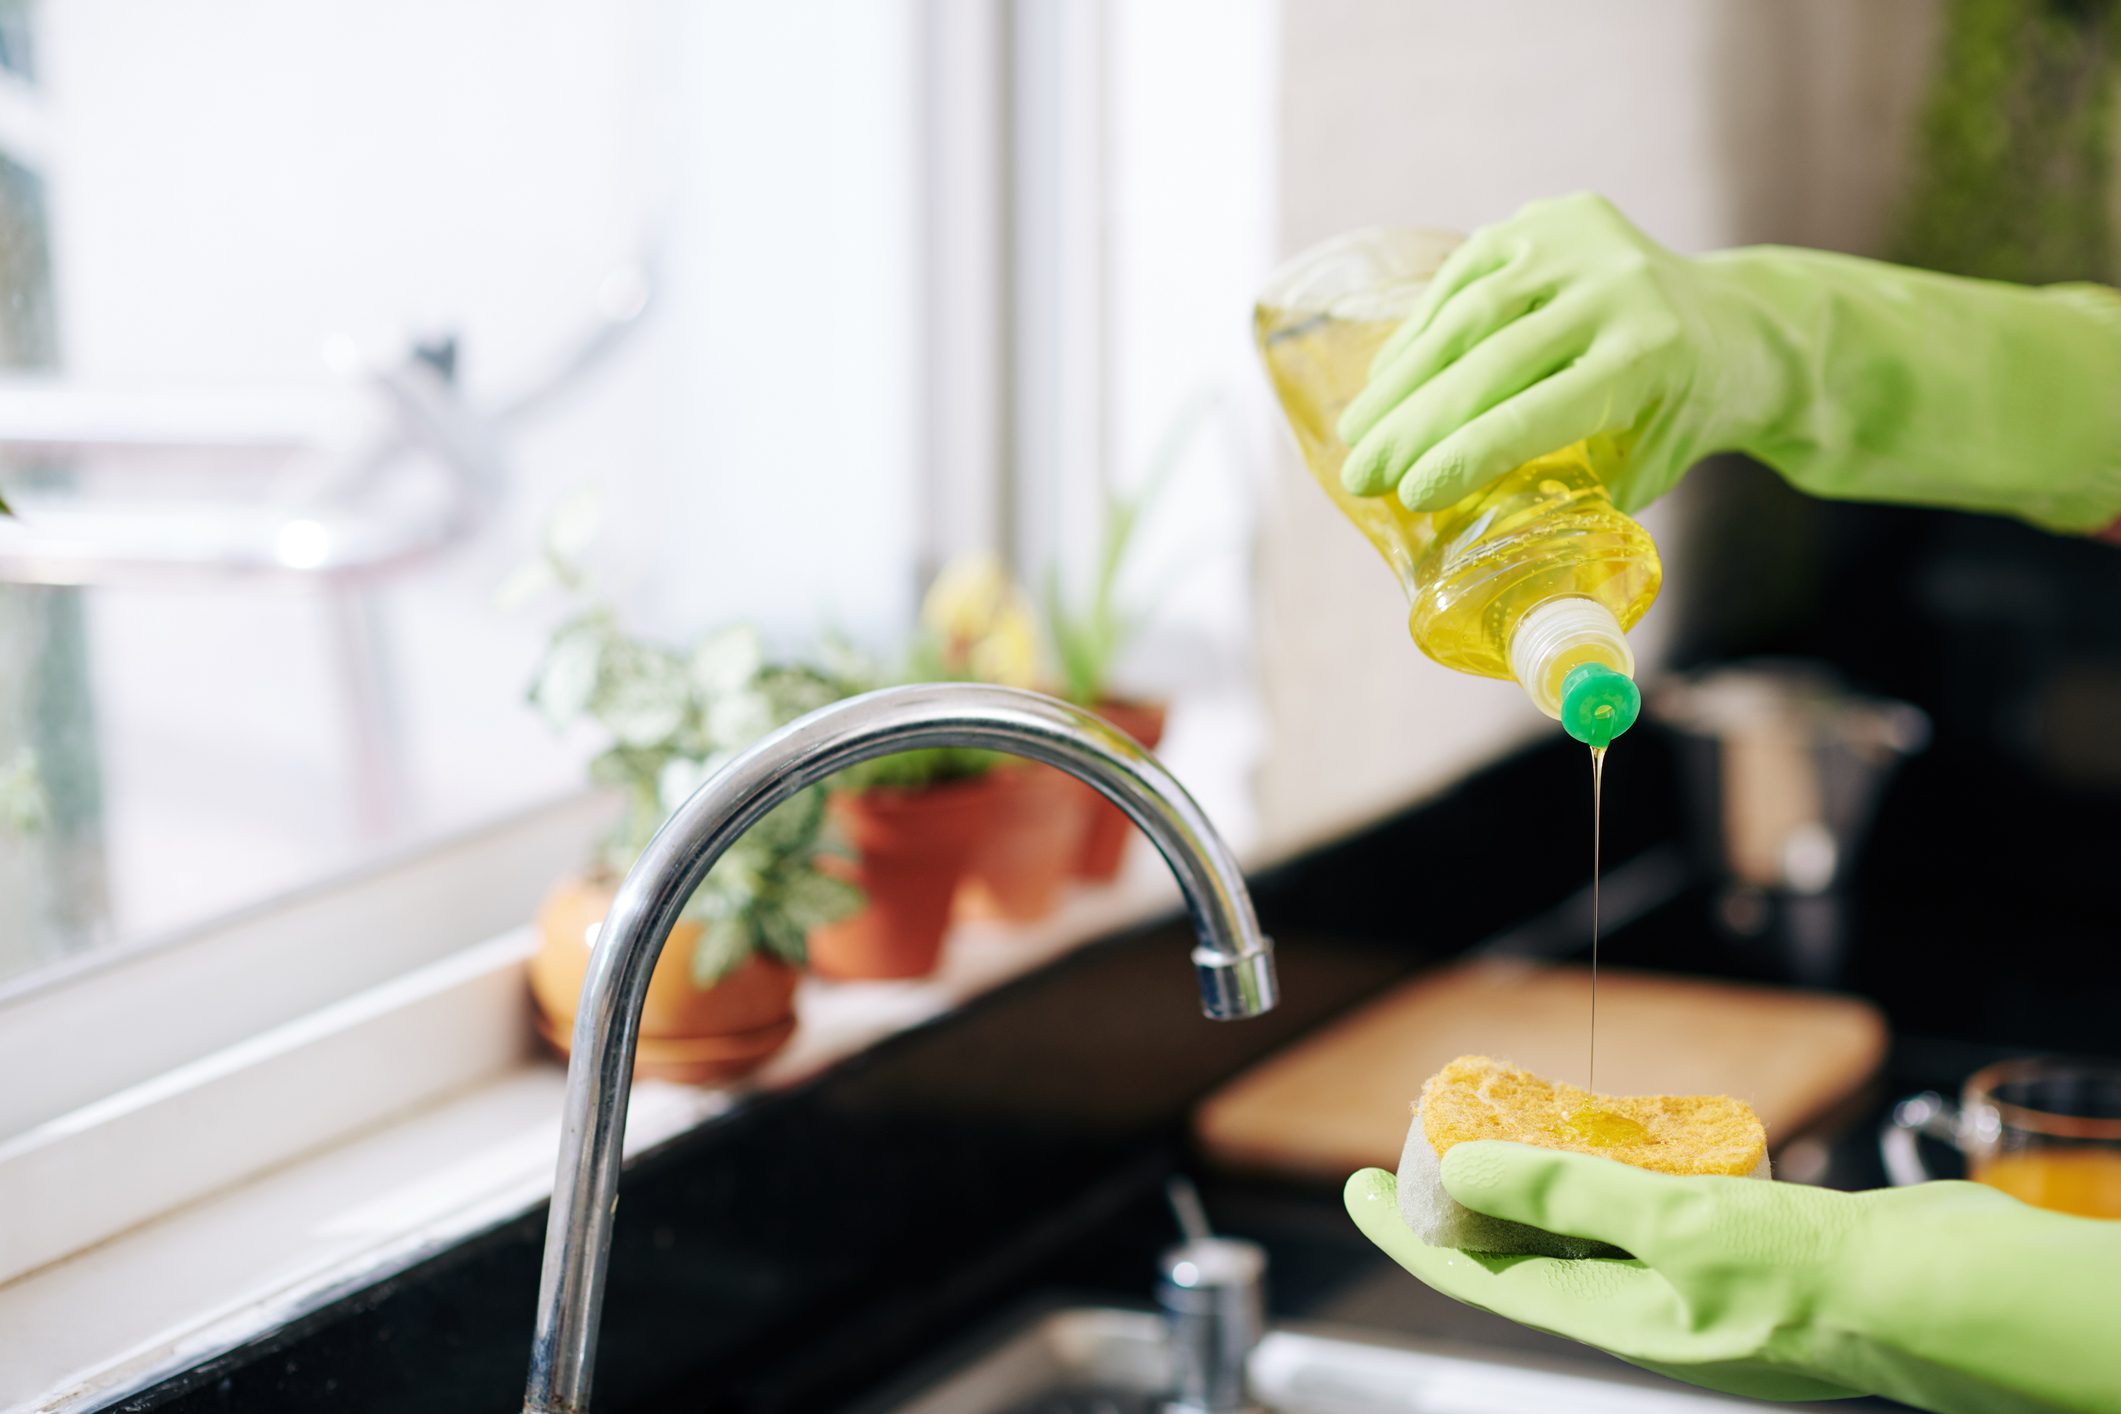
[1560, 663, 1641, 747]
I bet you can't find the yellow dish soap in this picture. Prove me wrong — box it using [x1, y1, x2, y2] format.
[1254, 228, 1661, 746]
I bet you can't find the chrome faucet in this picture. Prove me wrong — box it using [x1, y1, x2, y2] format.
[521, 683, 1279, 1413]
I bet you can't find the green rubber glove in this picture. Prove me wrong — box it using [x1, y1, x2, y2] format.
[1336, 192, 2121, 535]
[1347, 1145, 2121, 1412]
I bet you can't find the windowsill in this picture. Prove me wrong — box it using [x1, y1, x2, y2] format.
[1, 860, 1198, 1414]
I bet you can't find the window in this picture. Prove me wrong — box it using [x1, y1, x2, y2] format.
[0, 1, 935, 989]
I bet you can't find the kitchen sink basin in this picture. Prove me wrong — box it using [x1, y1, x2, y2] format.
[876, 1305, 1783, 1413]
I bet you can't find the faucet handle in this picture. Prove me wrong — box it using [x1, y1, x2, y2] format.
[1158, 1235, 1266, 1414]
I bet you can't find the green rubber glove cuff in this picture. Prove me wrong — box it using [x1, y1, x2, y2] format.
[1701, 246, 2121, 535]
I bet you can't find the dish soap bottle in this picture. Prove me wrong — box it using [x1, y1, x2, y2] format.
[1254, 228, 1660, 747]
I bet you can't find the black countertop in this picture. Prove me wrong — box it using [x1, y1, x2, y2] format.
[106, 725, 2120, 1413]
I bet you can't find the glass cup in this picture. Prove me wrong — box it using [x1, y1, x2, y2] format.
[1881, 1058, 2121, 1218]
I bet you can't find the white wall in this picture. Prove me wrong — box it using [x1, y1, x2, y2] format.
[1250, 0, 1939, 854]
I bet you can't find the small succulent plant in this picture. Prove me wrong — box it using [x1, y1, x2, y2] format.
[513, 497, 863, 984]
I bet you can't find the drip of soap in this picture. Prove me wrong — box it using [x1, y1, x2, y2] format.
[1554, 1104, 1652, 1148]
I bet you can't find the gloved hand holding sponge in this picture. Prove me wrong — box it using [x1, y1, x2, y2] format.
[1336, 192, 2121, 535]
[1355, 1057, 2121, 1413]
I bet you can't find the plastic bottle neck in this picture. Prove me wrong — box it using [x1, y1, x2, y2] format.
[1507, 597, 1641, 744]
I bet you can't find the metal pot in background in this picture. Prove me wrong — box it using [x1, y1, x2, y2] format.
[1651, 660, 1929, 986]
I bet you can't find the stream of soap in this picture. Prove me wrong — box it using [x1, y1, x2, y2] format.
[1589, 744, 1605, 1096]
[1561, 743, 1651, 1149]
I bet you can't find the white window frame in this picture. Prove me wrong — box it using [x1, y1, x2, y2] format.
[0, 789, 610, 1288]
[1005, 0, 1111, 592]
[913, 0, 1010, 581]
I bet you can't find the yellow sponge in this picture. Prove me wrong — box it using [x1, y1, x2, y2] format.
[1399, 1054, 1770, 1257]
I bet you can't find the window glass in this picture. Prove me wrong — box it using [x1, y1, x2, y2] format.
[0, 0, 924, 985]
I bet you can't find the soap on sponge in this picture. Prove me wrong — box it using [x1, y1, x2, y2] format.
[1398, 1054, 1771, 1258]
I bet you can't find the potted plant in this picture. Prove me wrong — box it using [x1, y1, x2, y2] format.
[510, 515, 861, 1081]
[1045, 392, 1212, 880]
[804, 643, 1002, 979]
[915, 554, 1096, 923]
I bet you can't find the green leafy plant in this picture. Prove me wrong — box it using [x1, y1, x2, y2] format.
[513, 498, 863, 984]
[1045, 390, 1216, 705]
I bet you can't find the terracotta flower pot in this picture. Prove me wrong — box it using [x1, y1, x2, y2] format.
[528, 876, 799, 1083]
[1075, 699, 1169, 881]
[808, 773, 1004, 979]
[956, 761, 1095, 923]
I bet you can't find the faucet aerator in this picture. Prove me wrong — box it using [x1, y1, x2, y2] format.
[1195, 945, 1279, 1020]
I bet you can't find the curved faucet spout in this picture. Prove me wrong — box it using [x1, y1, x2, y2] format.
[523, 684, 1276, 1413]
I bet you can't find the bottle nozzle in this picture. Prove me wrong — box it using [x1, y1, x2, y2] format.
[1561, 663, 1640, 747]
[1507, 596, 1640, 741]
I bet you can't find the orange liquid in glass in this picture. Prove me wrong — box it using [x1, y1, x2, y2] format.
[1973, 1150, 2121, 1219]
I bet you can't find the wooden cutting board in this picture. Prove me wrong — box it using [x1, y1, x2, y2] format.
[1193, 959, 1887, 1180]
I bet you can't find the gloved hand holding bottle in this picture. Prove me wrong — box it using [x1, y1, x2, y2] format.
[1256, 229, 1660, 748]
[1335, 192, 2121, 535]
[1346, 1146, 2121, 1413]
